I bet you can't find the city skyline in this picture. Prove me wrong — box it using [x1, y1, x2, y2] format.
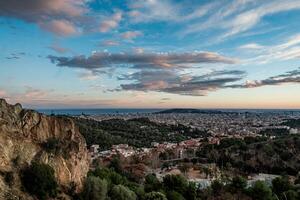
[1, 0, 300, 109]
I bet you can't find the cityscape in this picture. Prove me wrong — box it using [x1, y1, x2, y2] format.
[1, 0, 300, 200]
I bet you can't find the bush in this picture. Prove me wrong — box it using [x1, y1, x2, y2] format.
[110, 185, 137, 200]
[144, 192, 167, 200]
[42, 138, 61, 154]
[166, 191, 185, 200]
[163, 175, 188, 195]
[230, 176, 247, 192]
[248, 181, 273, 200]
[144, 174, 162, 192]
[81, 176, 108, 200]
[272, 176, 291, 197]
[21, 162, 58, 200]
[211, 180, 224, 195]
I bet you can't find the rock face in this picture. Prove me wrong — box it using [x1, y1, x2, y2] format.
[0, 99, 89, 199]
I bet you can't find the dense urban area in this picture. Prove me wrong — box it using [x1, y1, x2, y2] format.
[72, 109, 300, 200]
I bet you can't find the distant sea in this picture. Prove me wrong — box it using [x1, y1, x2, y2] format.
[38, 108, 300, 116]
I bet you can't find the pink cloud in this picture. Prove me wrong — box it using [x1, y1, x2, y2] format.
[99, 12, 122, 33]
[0, 0, 87, 36]
[41, 20, 78, 36]
[121, 31, 143, 40]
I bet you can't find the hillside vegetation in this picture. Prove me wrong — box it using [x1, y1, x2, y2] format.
[197, 135, 300, 175]
[74, 117, 209, 150]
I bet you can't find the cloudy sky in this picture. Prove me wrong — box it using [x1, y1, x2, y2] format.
[1, 0, 300, 109]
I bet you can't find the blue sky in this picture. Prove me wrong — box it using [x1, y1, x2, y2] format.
[0, 0, 300, 109]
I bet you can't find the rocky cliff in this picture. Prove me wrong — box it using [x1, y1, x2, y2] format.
[0, 99, 90, 199]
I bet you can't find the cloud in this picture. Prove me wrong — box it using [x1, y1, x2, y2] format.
[239, 43, 264, 50]
[5, 52, 26, 59]
[127, 0, 180, 23]
[41, 19, 78, 36]
[2, 87, 117, 109]
[121, 31, 142, 40]
[48, 43, 69, 54]
[242, 33, 300, 64]
[0, 0, 87, 36]
[48, 51, 238, 70]
[78, 70, 99, 81]
[133, 48, 144, 54]
[182, 0, 300, 39]
[24, 87, 50, 99]
[161, 98, 170, 101]
[0, 90, 7, 97]
[224, 0, 300, 38]
[118, 69, 245, 96]
[229, 68, 300, 88]
[101, 40, 120, 46]
[99, 11, 122, 32]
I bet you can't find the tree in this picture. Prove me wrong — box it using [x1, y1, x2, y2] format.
[272, 176, 291, 198]
[82, 176, 108, 200]
[248, 181, 273, 200]
[211, 180, 224, 195]
[21, 162, 58, 200]
[285, 190, 298, 200]
[163, 175, 188, 195]
[184, 182, 197, 200]
[144, 192, 167, 200]
[109, 156, 122, 173]
[230, 176, 247, 192]
[178, 163, 190, 176]
[166, 191, 185, 200]
[110, 185, 137, 200]
[144, 174, 162, 192]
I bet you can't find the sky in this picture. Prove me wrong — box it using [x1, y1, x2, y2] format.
[0, 0, 300, 109]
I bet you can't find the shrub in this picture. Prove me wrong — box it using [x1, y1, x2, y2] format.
[144, 174, 162, 192]
[110, 185, 137, 200]
[248, 181, 273, 200]
[230, 176, 247, 192]
[272, 176, 291, 197]
[42, 138, 61, 154]
[163, 174, 188, 195]
[166, 191, 185, 200]
[81, 176, 108, 200]
[21, 162, 58, 200]
[144, 192, 167, 200]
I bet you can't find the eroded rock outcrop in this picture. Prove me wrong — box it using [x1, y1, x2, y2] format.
[0, 99, 89, 199]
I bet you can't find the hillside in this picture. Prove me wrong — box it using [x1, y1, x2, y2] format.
[0, 99, 89, 199]
[74, 117, 209, 150]
[197, 136, 300, 175]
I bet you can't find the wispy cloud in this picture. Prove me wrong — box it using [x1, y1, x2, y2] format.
[229, 68, 300, 88]
[78, 70, 99, 81]
[48, 43, 69, 54]
[241, 33, 300, 64]
[181, 0, 300, 40]
[5, 52, 26, 59]
[101, 40, 120, 46]
[118, 69, 245, 96]
[48, 51, 238, 70]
